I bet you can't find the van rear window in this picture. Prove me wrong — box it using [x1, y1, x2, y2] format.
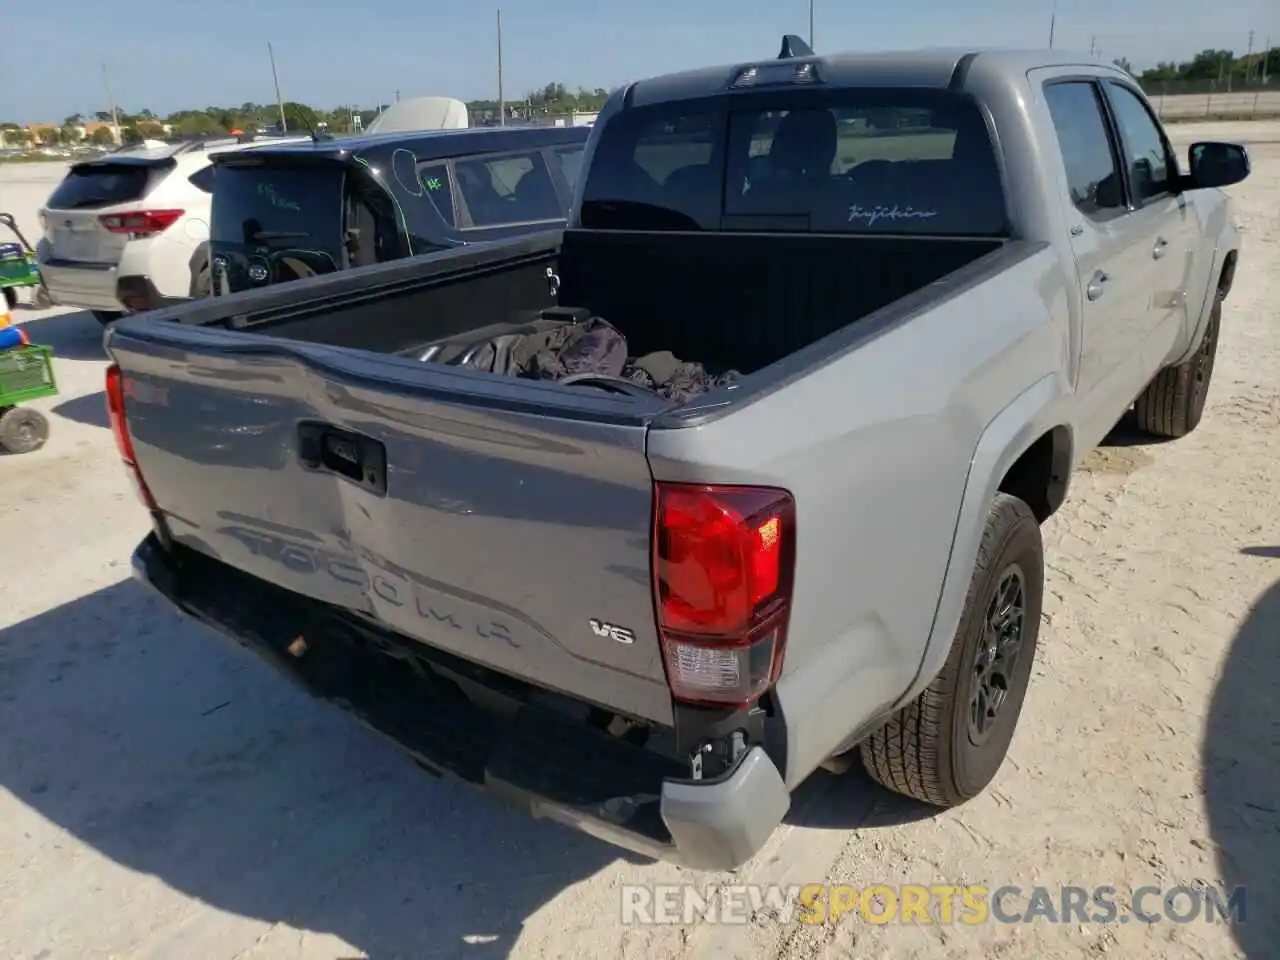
[581, 89, 1007, 235]
[211, 165, 345, 265]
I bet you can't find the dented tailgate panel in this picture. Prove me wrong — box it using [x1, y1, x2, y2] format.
[110, 330, 675, 725]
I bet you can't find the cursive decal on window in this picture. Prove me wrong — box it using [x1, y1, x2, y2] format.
[847, 204, 938, 226]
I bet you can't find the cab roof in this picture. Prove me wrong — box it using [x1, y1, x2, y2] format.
[623, 45, 1120, 108]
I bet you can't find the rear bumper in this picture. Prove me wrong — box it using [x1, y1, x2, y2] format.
[37, 255, 123, 312]
[38, 259, 184, 315]
[130, 534, 790, 870]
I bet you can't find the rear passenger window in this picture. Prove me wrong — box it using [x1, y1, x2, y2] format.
[1103, 82, 1174, 203]
[453, 151, 563, 228]
[418, 162, 456, 226]
[1043, 82, 1126, 217]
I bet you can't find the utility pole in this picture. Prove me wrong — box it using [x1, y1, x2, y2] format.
[267, 42, 287, 133]
[1263, 36, 1271, 84]
[497, 8, 505, 126]
[100, 62, 121, 145]
[1089, 36, 1096, 57]
[809, 0, 815, 49]
[1245, 29, 1254, 82]
[395, 90, 401, 103]
[1048, 0, 1058, 49]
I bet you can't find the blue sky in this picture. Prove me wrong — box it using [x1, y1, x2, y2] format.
[2, 0, 1274, 122]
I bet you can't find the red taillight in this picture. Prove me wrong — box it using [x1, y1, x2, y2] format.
[652, 482, 796, 707]
[105, 363, 158, 510]
[98, 209, 184, 238]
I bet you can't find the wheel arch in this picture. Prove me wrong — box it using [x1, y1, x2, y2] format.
[894, 374, 1069, 711]
[1170, 244, 1238, 368]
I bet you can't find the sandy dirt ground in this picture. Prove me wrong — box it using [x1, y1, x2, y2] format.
[0, 121, 1277, 960]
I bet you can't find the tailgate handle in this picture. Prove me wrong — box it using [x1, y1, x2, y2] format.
[297, 422, 387, 495]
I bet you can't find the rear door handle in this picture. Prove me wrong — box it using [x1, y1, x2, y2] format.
[1086, 271, 1110, 301]
[1152, 238, 1169, 260]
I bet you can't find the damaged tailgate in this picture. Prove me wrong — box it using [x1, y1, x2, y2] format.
[107, 319, 677, 725]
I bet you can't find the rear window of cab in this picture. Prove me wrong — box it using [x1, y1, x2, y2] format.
[580, 88, 1008, 236]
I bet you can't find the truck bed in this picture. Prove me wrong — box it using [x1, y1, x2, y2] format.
[180, 228, 1005, 378]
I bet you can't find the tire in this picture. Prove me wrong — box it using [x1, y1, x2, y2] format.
[2, 286, 14, 311]
[1132, 297, 1221, 439]
[0, 406, 50, 454]
[861, 493, 1043, 807]
[92, 310, 123, 326]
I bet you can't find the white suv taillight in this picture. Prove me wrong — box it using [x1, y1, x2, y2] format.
[98, 209, 184, 238]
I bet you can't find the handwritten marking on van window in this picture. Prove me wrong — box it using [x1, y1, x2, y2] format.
[256, 182, 300, 212]
[848, 204, 938, 226]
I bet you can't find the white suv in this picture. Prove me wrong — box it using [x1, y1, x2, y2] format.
[37, 136, 306, 324]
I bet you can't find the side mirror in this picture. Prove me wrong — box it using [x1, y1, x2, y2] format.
[1186, 141, 1250, 190]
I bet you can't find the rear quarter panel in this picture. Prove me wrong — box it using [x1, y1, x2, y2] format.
[647, 244, 1073, 786]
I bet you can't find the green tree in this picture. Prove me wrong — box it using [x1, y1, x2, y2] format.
[1181, 49, 1236, 81]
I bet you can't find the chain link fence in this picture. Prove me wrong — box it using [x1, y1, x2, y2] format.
[1138, 78, 1280, 121]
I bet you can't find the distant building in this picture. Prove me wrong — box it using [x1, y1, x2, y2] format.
[15, 120, 171, 147]
[533, 111, 598, 128]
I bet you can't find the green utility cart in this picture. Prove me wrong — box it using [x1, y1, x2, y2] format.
[0, 342, 55, 453]
[0, 212, 53, 310]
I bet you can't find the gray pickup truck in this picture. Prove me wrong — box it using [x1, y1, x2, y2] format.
[107, 40, 1249, 871]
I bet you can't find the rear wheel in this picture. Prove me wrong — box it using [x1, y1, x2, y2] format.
[92, 310, 123, 326]
[1132, 298, 1221, 439]
[861, 493, 1043, 806]
[0, 406, 50, 454]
